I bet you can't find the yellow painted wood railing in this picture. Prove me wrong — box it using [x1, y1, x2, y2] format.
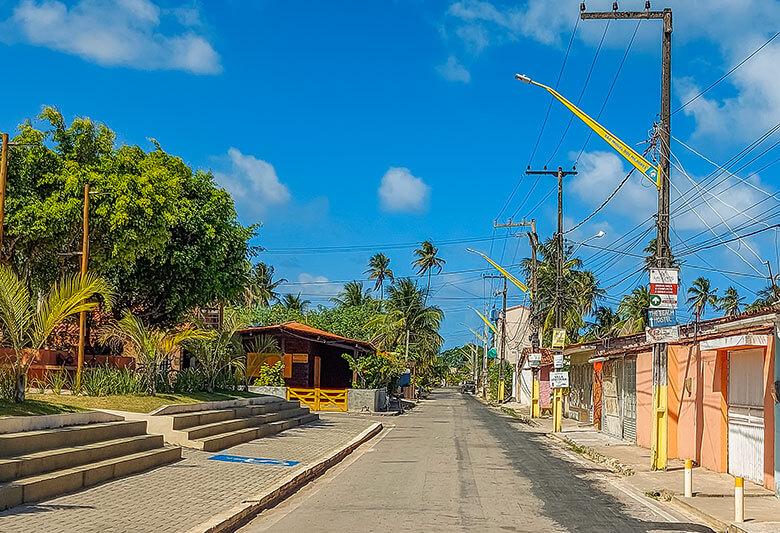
[287, 387, 348, 412]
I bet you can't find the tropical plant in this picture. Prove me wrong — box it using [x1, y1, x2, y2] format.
[364, 253, 394, 300]
[616, 286, 651, 334]
[746, 284, 780, 311]
[718, 287, 745, 316]
[341, 351, 405, 390]
[643, 238, 682, 271]
[412, 241, 445, 299]
[330, 281, 373, 307]
[0, 265, 113, 402]
[687, 277, 719, 320]
[186, 308, 248, 393]
[583, 306, 621, 340]
[242, 262, 286, 307]
[100, 311, 207, 395]
[280, 293, 310, 313]
[172, 368, 207, 394]
[253, 362, 285, 387]
[46, 366, 70, 395]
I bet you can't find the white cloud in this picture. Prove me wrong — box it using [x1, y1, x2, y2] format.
[215, 148, 291, 213]
[3, 0, 221, 74]
[436, 55, 471, 83]
[289, 273, 338, 300]
[378, 167, 431, 214]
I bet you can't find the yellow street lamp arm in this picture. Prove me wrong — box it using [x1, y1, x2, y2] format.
[466, 248, 530, 294]
[470, 307, 498, 335]
[515, 73, 659, 189]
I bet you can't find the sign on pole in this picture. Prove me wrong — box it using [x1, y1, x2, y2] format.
[554, 353, 564, 369]
[649, 308, 677, 328]
[649, 268, 679, 309]
[552, 328, 566, 349]
[646, 325, 680, 344]
[550, 371, 569, 389]
[528, 353, 541, 367]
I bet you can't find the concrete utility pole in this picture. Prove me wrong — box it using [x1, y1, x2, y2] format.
[483, 273, 507, 401]
[526, 167, 576, 431]
[581, 1, 672, 471]
[482, 304, 489, 399]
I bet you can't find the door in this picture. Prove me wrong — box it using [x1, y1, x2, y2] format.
[728, 348, 765, 484]
[621, 358, 637, 442]
[602, 359, 621, 438]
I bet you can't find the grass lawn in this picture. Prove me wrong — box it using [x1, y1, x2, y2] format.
[0, 390, 260, 417]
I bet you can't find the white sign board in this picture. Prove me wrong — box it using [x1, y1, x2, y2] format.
[550, 371, 569, 389]
[646, 325, 680, 344]
[649, 268, 679, 309]
[554, 353, 564, 369]
[528, 353, 541, 368]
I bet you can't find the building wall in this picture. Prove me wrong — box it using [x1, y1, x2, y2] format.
[775, 331, 780, 498]
[763, 336, 775, 491]
[636, 350, 653, 449]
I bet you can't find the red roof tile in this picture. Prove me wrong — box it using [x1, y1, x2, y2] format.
[238, 321, 374, 351]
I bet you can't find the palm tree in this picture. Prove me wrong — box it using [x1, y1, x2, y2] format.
[187, 308, 248, 393]
[617, 286, 650, 334]
[643, 238, 682, 271]
[746, 284, 780, 311]
[365, 253, 394, 299]
[243, 262, 286, 307]
[100, 312, 207, 395]
[718, 287, 745, 316]
[687, 277, 719, 321]
[412, 241, 446, 299]
[584, 306, 621, 340]
[0, 265, 113, 402]
[330, 281, 372, 307]
[281, 293, 310, 313]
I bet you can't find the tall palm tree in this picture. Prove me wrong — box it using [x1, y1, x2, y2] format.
[0, 265, 114, 402]
[365, 253, 394, 300]
[412, 241, 446, 299]
[718, 286, 745, 316]
[746, 284, 780, 311]
[330, 281, 372, 307]
[100, 312, 207, 395]
[243, 262, 286, 307]
[687, 277, 719, 320]
[281, 293, 310, 313]
[643, 238, 682, 271]
[617, 286, 650, 334]
[584, 306, 621, 340]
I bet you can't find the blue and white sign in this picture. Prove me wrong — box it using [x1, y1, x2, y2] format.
[649, 308, 676, 328]
[208, 454, 300, 467]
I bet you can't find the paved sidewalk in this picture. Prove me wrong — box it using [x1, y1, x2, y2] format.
[501, 401, 780, 533]
[0, 415, 379, 533]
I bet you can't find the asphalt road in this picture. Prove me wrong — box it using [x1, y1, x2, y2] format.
[242, 388, 714, 533]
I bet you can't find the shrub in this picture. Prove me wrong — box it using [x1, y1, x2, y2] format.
[253, 362, 285, 387]
[172, 368, 207, 394]
[79, 366, 143, 396]
[0, 367, 14, 400]
[46, 367, 70, 394]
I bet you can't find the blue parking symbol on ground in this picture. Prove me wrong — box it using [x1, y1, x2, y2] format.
[208, 454, 300, 467]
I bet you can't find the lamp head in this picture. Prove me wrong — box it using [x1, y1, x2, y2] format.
[514, 73, 532, 83]
[595, 230, 606, 238]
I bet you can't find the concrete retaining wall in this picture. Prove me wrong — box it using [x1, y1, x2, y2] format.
[0, 411, 124, 434]
[248, 386, 287, 399]
[348, 389, 388, 412]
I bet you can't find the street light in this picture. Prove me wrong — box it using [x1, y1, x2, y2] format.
[568, 231, 606, 256]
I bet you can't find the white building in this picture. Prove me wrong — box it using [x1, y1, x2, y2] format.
[503, 305, 533, 404]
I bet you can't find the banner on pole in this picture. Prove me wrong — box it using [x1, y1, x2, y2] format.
[649, 268, 679, 309]
[649, 308, 677, 328]
[552, 328, 566, 349]
[528, 353, 541, 367]
[646, 325, 680, 344]
[550, 371, 569, 389]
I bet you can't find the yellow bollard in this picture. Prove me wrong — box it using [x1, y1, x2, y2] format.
[735, 477, 744, 523]
[531, 378, 540, 418]
[684, 460, 693, 498]
[498, 380, 505, 403]
[553, 388, 562, 432]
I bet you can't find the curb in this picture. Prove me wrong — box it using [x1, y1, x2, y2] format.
[669, 496, 730, 533]
[546, 432, 635, 476]
[187, 422, 383, 533]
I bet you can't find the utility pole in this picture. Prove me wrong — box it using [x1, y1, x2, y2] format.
[75, 183, 90, 391]
[482, 305, 489, 399]
[581, 1, 672, 471]
[526, 166, 576, 431]
[483, 273, 506, 401]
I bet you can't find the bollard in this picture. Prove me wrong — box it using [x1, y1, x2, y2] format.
[734, 477, 744, 523]
[684, 460, 693, 498]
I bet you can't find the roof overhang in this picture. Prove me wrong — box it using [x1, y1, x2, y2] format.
[700, 334, 769, 352]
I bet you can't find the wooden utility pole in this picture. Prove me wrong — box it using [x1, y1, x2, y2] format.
[581, 2, 672, 471]
[0, 133, 8, 259]
[526, 166, 576, 431]
[75, 183, 90, 390]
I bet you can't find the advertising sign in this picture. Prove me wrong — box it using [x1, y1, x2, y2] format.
[649, 268, 679, 309]
[552, 328, 566, 349]
[554, 353, 564, 369]
[528, 353, 541, 367]
[649, 308, 677, 328]
[646, 325, 680, 344]
[550, 371, 569, 389]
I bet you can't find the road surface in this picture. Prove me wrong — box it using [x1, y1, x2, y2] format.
[242, 388, 713, 532]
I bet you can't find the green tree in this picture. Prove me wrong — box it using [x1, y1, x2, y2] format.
[718, 287, 745, 316]
[100, 312, 207, 395]
[281, 293, 310, 313]
[412, 240, 445, 299]
[0, 265, 113, 402]
[643, 238, 682, 271]
[617, 286, 650, 334]
[241, 262, 286, 308]
[3, 108, 256, 325]
[364, 253, 394, 300]
[330, 281, 373, 307]
[583, 306, 621, 340]
[746, 284, 780, 311]
[687, 277, 719, 320]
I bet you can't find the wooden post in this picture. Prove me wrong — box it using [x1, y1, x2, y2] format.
[76, 184, 90, 390]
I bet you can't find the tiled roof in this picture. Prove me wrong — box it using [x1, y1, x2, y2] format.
[238, 321, 374, 351]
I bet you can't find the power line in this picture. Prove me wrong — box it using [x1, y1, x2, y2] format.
[263, 233, 515, 255]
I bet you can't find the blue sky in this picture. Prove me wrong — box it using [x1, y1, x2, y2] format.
[3, 0, 780, 349]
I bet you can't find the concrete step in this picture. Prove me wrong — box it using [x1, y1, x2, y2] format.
[0, 446, 181, 511]
[195, 409, 315, 452]
[171, 409, 236, 430]
[0, 434, 164, 483]
[234, 401, 300, 418]
[0, 421, 148, 458]
[183, 407, 311, 441]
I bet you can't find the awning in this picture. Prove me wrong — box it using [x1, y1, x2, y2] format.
[700, 334, 769, 351]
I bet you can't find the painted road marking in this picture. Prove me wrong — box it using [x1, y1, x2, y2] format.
[209, 454, 300, 467]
